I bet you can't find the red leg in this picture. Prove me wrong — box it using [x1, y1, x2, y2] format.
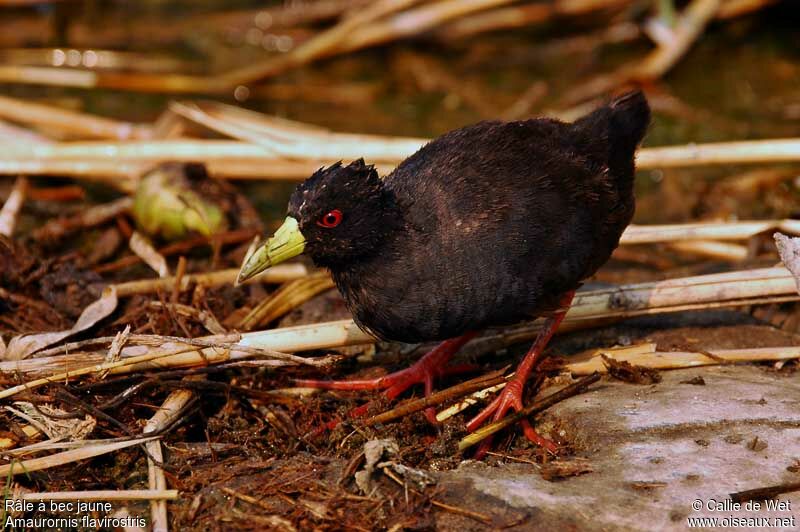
[298, 331, 477, 426]
[466, 291, 575, 458]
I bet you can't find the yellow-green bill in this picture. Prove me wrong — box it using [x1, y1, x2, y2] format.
[236, 217, 306, 284]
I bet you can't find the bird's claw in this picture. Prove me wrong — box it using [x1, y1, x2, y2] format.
[298, 333, 477, 430]
[467, 377, 558, 459]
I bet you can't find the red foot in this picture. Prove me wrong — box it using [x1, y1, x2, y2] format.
[466, 291, 575, 459]
[298, 332, 477, 427]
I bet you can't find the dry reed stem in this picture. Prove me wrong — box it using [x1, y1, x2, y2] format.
[621, 219, 800, 244]
[0, 64, 226, 94]
[2, 134, 799, 183]
[143, 387, 195, 532]
[636, 139, 800, 168]
[0, 94, 150, 140]
[667, 240, 748, 261]
[0, 155, 394, 183]
[1, 267, 795, 396]
[0, 331, 337, 399]
[565, 345, 800, 374]
[438, 0, 631, 40]
[18, 489, 179, 501]
[237, 272, 335, 331]
[33, 196, 133, 240]
[0, 118, 52, 144]
[169, 101, 428, 161]
[0, 436, 157, 477]
[112, 263, 311, 297]
[566, 267, 795, 321]
[338, 0, 520, 56]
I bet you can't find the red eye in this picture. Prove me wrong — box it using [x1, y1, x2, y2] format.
[317, 209, 343, 228]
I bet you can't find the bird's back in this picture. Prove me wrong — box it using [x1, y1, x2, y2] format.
[336, 92, 650, 342]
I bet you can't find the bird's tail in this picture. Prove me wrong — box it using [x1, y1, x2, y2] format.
[571, 90, 651, 183]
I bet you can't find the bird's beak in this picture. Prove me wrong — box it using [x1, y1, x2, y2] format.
[236, 216, 306, 284]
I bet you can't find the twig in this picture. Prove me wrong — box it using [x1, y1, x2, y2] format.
[458, 373, 601, 451]
[337, 0, 520, 56]
[730, 482, 800, 504]
[363, 369, 507, 426]
[429, 499, 494, 526]
[94, 228, 257, 274]
[33, 197, 133, 241]
[28, 185, 85, 202]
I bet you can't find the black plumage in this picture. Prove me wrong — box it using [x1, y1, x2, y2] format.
[238, 91, 651, 454]
[287, 91, 650, 343]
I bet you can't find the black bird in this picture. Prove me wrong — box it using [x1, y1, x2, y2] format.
[238, 91, 650, 455]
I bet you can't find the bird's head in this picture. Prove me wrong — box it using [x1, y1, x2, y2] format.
[237, 159, 400, 282]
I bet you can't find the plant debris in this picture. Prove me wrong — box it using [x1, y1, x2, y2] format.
[539, 458, 594, 481]
[601, 354, 663, 384]
[747, 436, 769, 452]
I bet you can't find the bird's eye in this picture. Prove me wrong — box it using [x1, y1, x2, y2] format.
[317, 209, 343, 228]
